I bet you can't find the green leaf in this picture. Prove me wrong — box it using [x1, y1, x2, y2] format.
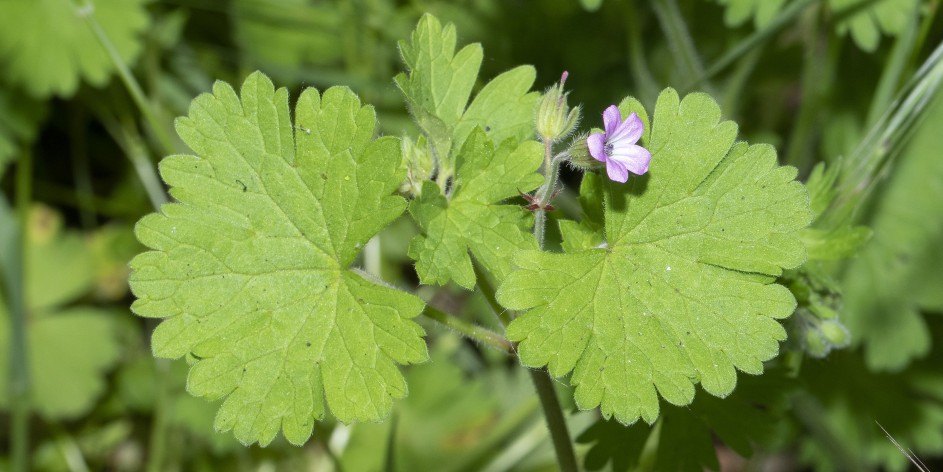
[0, 206, 121, 419]
[799, 348, 943, 471]
[395, 14, 538, 161]
[832, 0, 918, 52]
[560, 173, 605, 253]
[0, 0, 150, 98]
[580, 368, 793, 472]
[841, 91, 943, 371]
[0, 87, 46, 174]
[395, 14, 482, 155]
[713, 0, 917, 52]
[0, 308, 121, 418]
[715, 0, 789, 28]
[497, 89, 812, 424]
[129, 72, 428, 446]
[408, 129, 543, 288]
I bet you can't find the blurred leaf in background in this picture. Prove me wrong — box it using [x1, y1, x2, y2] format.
[715, 0, 920, 52]
[0, 205, 123, 418]
[0, 0, 150, 98]
[841, 91, 943, 371]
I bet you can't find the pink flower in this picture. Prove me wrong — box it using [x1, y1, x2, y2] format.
[587, 106, 651, 183]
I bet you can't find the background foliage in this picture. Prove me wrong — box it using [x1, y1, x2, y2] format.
[1, 0, 942, 470]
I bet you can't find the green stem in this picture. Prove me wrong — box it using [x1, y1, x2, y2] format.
[822, 41, 943, 228]
[473, 260, 579, 472]
[145, 358, 170, 472]
[721, 46, 764, 118]
[481, 412, 549, 472]
[9, 149, 32, 472]
[784, 9, 837, 170]
[532, 151, 568, 249]
[625, 0, 660, 104]
[685, 0, 819, 92]
[528, 370, 578, 472]
[95, 113, 168, 209]
[865, 7, 919, 128]
[473, 261, 511, 326]
[76, 0, 175, 156]
[444, 396, 541, 472]
[422, 306, 514, 354]
[69, 106, 96, 229]
[652, 0, 715, 95]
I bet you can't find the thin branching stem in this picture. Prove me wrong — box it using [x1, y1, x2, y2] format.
[422, 306, 514, 354]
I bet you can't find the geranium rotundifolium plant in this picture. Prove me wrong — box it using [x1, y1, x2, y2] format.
[128, 11, 822, 458]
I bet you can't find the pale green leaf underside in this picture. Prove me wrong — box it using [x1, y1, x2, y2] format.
[408, 129, 543, 288]
[0, 0, 149, 97]
[498, 89, 812, 425]
[129, 72, 427, 446]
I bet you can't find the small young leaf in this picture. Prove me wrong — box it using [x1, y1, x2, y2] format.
[0, 0, 149, 98]
[129, 72, 428, 446]
[395, 14, 538, 161]
[498, 89, 812, 424]
[395, 14, 482, 156]
[408, 129, 543, 288]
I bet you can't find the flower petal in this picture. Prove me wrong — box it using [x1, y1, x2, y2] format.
[608, 112, 644, 144]
[605, 159, 629, 183]
[587, 133, 608, 162]
[609, 144, 652, 175]
[602, 105, 622, 137]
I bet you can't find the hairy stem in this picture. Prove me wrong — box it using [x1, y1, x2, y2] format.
[422, 306, 514, 354]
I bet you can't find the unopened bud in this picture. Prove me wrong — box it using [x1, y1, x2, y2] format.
[400, 135, 433, 196]
[536, 71, 581, 143]
[565, 132, 603, 171]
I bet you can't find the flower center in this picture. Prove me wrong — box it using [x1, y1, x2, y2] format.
[604, 142, 614, 156]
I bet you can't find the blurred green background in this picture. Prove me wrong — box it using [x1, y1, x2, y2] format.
[2, 0, 943, 471]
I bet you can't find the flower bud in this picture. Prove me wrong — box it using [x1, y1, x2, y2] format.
[536, 71, 581, 143]
[565, 132, 603, 171]
[400, 135, 433, 196]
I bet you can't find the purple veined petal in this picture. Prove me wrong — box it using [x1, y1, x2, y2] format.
[605, 159, 629, 183]
[587, 133, 608, 162]
[608, 112, 644, 144]
[602, 105, 622, 137]
[609, 144, 652, 175]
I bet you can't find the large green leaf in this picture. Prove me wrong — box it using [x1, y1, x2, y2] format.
[129, 72, 428, 446]
[497, 89, 812, 424]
